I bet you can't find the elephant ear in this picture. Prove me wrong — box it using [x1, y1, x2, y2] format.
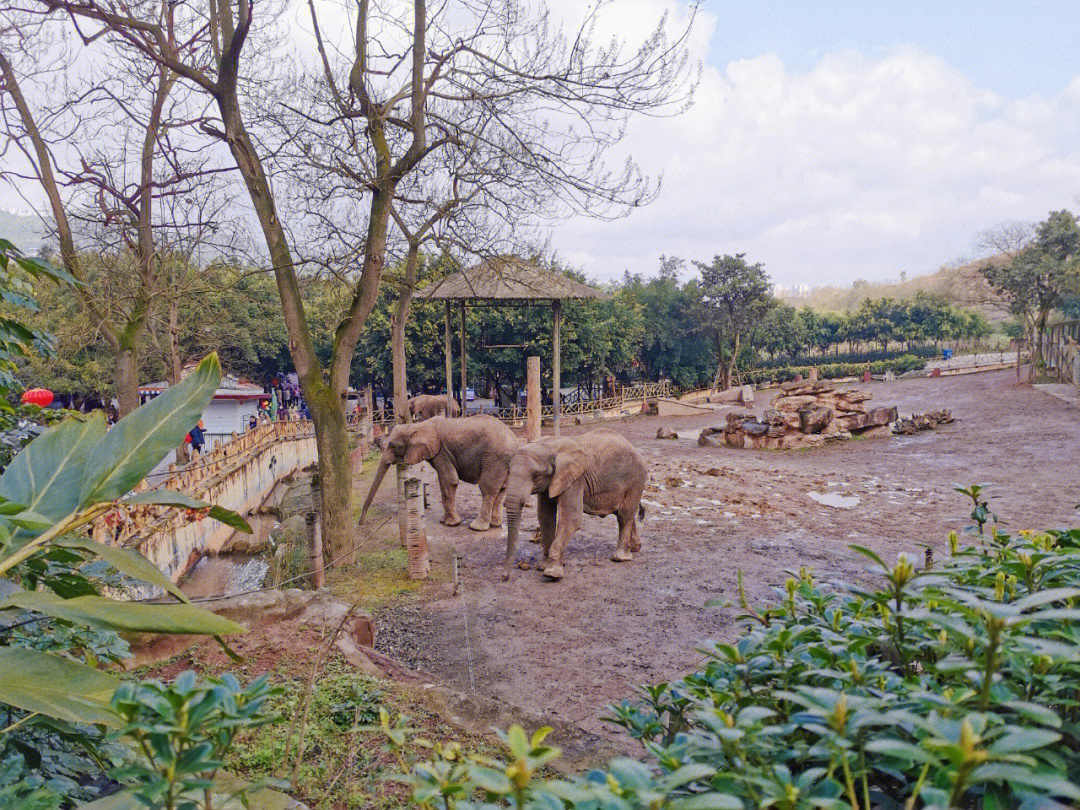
[549, 443, 588, 498]
[404, 422, 440, 464]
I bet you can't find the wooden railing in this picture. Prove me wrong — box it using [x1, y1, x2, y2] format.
[371, 381, 672, 428]
[1042, 319, 1080, 386]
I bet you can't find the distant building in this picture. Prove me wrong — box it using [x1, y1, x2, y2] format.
[139, 362, 265, 453]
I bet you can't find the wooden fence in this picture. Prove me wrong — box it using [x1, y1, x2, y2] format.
[372, 381, 672, 428]
[1042, 319, 1080, 386]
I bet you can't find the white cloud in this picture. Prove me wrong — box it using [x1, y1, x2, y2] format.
[550, 14, 1080, 285]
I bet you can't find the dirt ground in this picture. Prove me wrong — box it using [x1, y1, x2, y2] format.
[367, 370, 1080, 742]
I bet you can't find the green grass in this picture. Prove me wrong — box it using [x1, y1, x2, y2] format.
[225, 657, 494, 809]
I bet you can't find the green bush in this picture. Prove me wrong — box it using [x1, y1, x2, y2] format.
[744, 354, 926, 386]
[378, 500, 1080, 809]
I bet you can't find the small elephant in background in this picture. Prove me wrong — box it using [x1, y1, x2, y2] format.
[503, 428, 647, 580]
[408, 393, 460, 420]
[360, 414, 518, 531]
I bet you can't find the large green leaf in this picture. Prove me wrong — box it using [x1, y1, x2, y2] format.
[0, 591, 246, 636]
[0, 647, 118, 726]
[127, 489, 252, 534]
[0, 412, 106, 555]
[79, 353, 221, 507]
[56, 535, 190, 603]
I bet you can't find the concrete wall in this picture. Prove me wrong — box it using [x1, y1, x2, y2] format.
[95, 422, 318, 582]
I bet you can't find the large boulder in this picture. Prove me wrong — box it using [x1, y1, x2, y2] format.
[798, 404, 833, 434]
[773, 394, 819, 412]
[656, 426, 679, 439]
[866, 405, 898, 426]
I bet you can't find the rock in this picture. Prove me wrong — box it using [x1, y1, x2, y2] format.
[779, 432, 826, 449]
[836, 412, 869, 431]
[664, 476, 684, 488]
[838, 389, 873, 403]
[742, 420, 769, 437]
[640, 399, 659, 415]
[855, 425, 892, 439]
[866, 405, 898, 426]
[892, 409, 955, 434]
[704, 468, 724, 476]
[655, 426, 679, 439]
[698, 432, 724, 448]
[798, 404, 833, 434]
[772, 395, 819, 412]
[779, 379, 836, 396]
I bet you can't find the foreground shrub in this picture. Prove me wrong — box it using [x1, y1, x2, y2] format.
[378, 513, 1080, 809]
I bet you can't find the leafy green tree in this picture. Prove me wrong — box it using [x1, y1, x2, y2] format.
[982, 209, 1080, 376]
[694, 254, 771, 390]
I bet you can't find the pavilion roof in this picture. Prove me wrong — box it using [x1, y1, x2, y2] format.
[418, 256, 608, 303]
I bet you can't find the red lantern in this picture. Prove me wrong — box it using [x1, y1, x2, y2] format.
[21, 388, 54, 407]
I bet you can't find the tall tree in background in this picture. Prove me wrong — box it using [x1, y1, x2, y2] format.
[0, 22, 226, 415]
[29, 0, 696, 556]
[982, 210, 1080, 379]
[695, 253, 771, 391]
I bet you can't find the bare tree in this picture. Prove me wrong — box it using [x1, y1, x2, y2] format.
[22, 0, 697, 555]
[0, 17, 226, 414]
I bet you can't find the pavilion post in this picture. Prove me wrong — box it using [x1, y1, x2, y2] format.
[444, 301, 454, 415]
[552, 299, 562, 436]
[459, 303, 468, 416]
[526, 356, 541, 441]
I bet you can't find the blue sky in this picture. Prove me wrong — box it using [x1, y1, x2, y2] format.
[705, 2, 1073, 100]
[552, 0, 1080, 285]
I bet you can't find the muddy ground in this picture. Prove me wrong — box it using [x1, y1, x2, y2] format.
[367, 370, 1080, 743]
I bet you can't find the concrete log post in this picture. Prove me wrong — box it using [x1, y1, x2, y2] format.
[526, 356, 541, 442]
[396, 462, 408, 548]
[403, 476, 429, 580]
[309, 511, 325, 588]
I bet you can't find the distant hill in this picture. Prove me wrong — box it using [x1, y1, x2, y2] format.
[0, 210, 46, 253]
[779, 257, 1011, 320]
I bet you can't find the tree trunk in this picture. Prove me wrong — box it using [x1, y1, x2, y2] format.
[391, 243, 419, 424]
[168, 298, 190, 464]
[115, 343, 140, 417]
[725, 331, 741, 391]
[307, 389, 353, 559]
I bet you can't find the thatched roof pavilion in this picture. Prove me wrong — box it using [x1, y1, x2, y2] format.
[418, 256, 608, 434]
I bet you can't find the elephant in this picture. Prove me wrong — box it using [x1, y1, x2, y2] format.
[359, 414, 518, 531]
[408, 393, 460, 420]
[502, 428, 647, 581]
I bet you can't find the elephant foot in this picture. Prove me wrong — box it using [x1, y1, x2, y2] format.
[468, 518, 491, 532]
[612, 548, 633, 562]
[629, 540, 642, 553]
[441, 515, 463, 527]
[542, 564, 565, 580]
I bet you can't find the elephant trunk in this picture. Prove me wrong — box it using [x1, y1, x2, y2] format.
[359, 454, 391, 525]
[503, 500, 524, 581]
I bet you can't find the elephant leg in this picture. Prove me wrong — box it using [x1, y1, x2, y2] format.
[469, 488, 497, 532]
[537, 493, 557, 566]
[470, 466, 506, 531]
[612, 511, 633, 562]
[432, 457, 462, 526]
[490, 486, 507, 528]
[545, 485, 583, 580]
[629, 513, 641, 552]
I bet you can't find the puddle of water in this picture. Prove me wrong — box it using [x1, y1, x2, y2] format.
[180, 554, 269, 599]
[806, 491, 861, 509]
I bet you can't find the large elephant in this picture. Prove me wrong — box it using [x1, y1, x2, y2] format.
[502, 428, 646, 581]
[360, 414, 518, 531]
[408, 393, 460, 420]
